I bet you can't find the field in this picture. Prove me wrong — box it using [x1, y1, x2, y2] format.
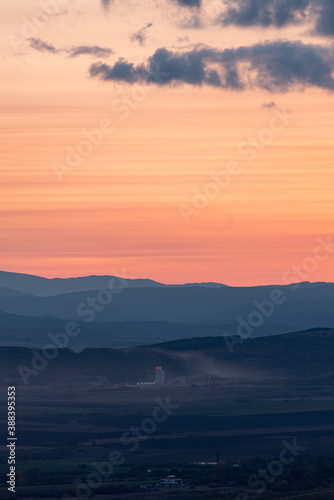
[1, 381, 334, 499]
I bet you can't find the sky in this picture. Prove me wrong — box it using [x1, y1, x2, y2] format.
[1, 0, 334, 285]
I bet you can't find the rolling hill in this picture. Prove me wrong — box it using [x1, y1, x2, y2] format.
[1, 329, 334, 386]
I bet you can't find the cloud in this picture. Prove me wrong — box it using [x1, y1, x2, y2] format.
[177, 36, 190, 42]
[28, 38, 59, 54]
[173, 0, 202, 6]
[97, 0, 333, 36]
[220, 0, 310, 28]
[100, 0, 200, 10]
[218, 0, 334, 36]
[130, 23, 153, 46]
[89, 41, 334, 92]
[179, 14, 203, 29]
[101, 0, 112, 11]
[28, 38, 112, 59]
[314, 0, 334, 36]
[263, 101, 277, 108]
[69, 46, 113, 58]
[90, 59, 141, 82]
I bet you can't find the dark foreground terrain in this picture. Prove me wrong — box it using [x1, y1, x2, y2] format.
[1, 330, 334, 499]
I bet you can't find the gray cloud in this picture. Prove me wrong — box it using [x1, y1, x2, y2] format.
[219, 0, 334, 37]
[173, 0, 201, 6]
[314, 0, 334, 36]
[98, 0, 333, 36]
[29, 38, 112, 59]
[69, 45, 113, 58]
[130, 23, 153, 46]
[220, 0, 310, 28]
[28, 38, 59, 53]
[89, 41, 334, 91]
[90, 59, 140, 82]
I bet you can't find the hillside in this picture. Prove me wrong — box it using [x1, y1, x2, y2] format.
[0, 310, 236, 349]
[2, 329, 334, 387]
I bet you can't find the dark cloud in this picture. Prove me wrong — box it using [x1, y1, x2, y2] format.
[89, 41, 334, 92]
[29, 38, 112, 59]
[220, 0, 310, 28]
[173, 0, 201, 6]
[69, 45, 113, 58]
[314, 0, 334, 36]
[97, 0, 333, 36]
[219, 0, 334, 36]
[130, 23, 153, 46]
[90, 59, 141, 82]
[28, 38, 59, 53]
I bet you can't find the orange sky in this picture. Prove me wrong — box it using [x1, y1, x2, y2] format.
[1, 0, 334, 285]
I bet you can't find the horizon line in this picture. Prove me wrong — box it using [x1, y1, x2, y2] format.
[0, 269, 333, 289]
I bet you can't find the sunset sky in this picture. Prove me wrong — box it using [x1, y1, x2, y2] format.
[1, 0, 334, 285]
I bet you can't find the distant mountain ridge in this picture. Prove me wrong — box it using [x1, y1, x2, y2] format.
[0, 287, 32, 297]
[0, 270, 227, 297]
[0, 271, 333, 348]
[0, 309, 236, 350]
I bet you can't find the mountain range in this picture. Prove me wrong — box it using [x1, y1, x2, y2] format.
[0, 270, 226, 296]
[0, 270, 333, 349]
